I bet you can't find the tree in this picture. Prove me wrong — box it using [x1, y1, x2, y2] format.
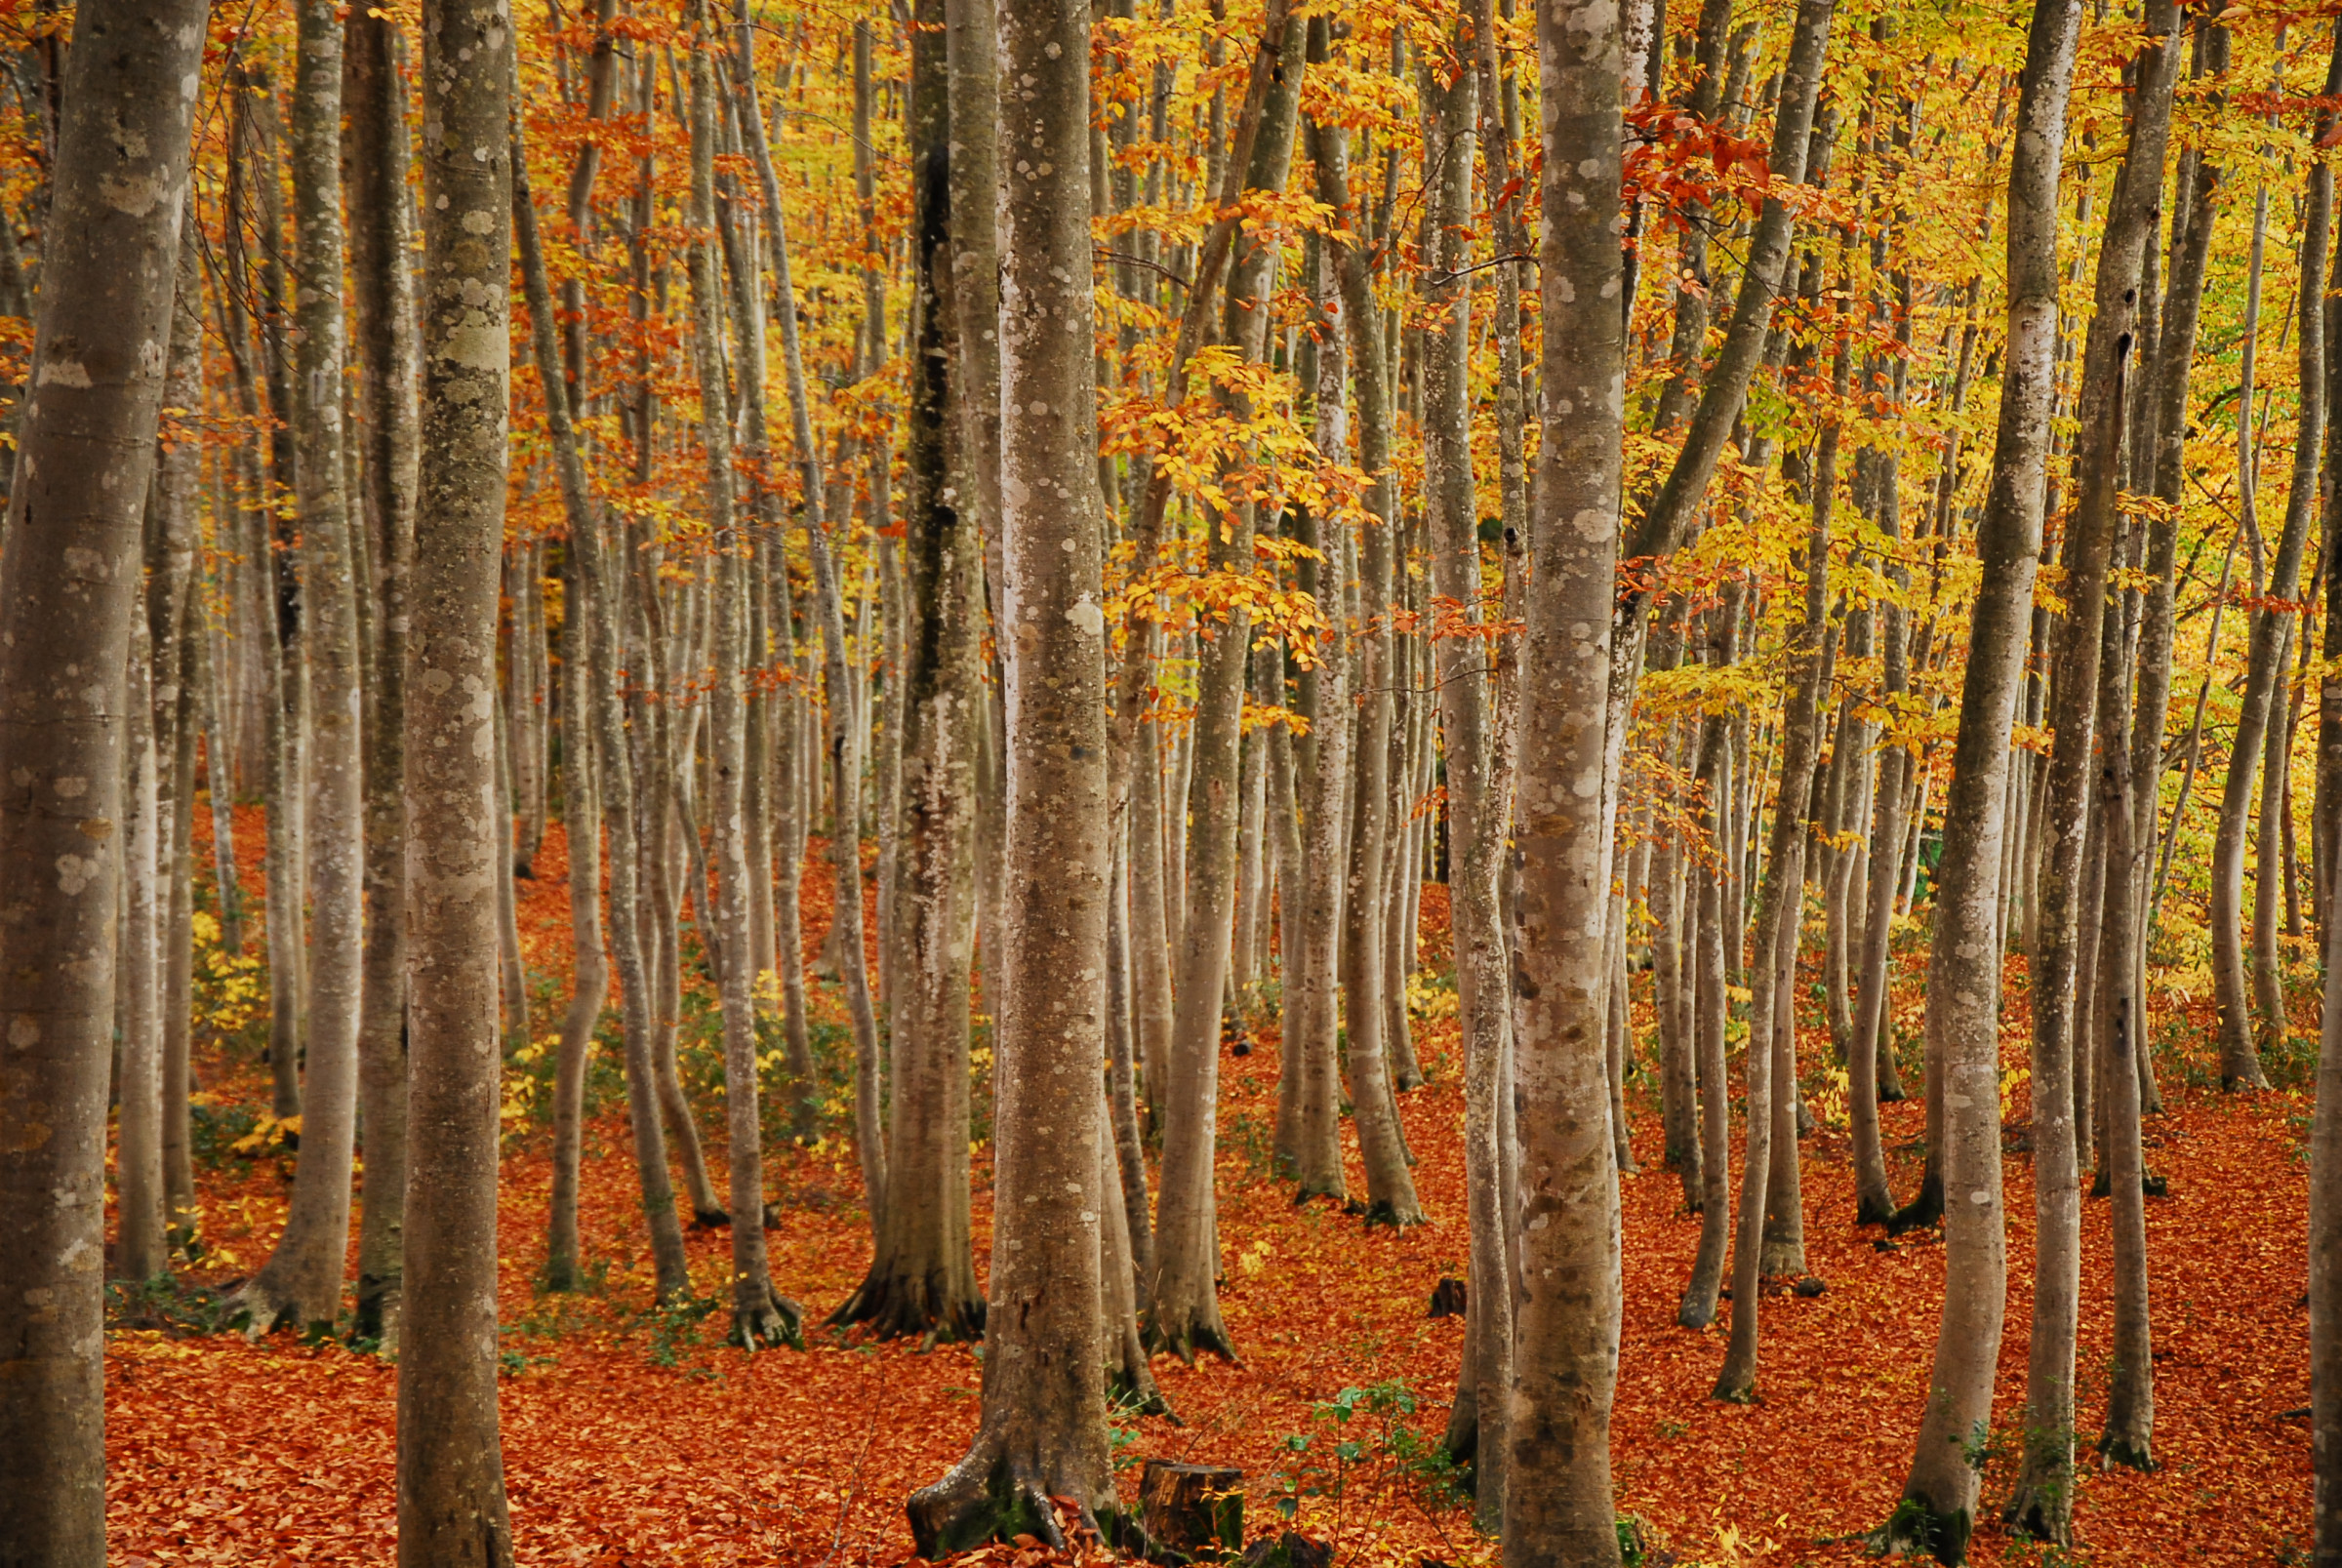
[233, 0, 368, 1339]
[0, 2, 208, 1557]
[833, 0, 986, 1344]
[907, 0, 1117, 1544]
[1873, 0, 2081, 1554]
[398, 0, 518, 1559]
[1504, 0, 1626, 1558]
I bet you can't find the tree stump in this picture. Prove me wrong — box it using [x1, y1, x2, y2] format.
[1139, 1460, 1243, 1561]
[1427, 1277, 1467, 1318]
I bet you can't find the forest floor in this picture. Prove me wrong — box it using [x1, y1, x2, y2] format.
[104, 812, 2315, 1565]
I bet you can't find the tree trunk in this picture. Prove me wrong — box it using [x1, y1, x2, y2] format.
[398, 9, 519, 1556]
[1151, 9, 1311, 1360]
[908, 2, 1118, 1537]
[1307, 59, 1420, 1227]
[345, 4, 420, 1348]
[1504, 0, 1627, 1553]
[1277, 186, 1351, 1203]
[1874, 0, 2080, 1551]
[834, 0, 984, 1341]
[236, 0, 367, 1338]
[683, 0, 797, 1351]
[0, 13, 204, 1554]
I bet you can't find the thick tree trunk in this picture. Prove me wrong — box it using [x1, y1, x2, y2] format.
[398, 9, 519, 1556]
[0, 14, 203, 1554]
[908, 3, 1119, 1538]
[1874, 0, 2080, 1552]
[1504, 1, 1627, 1556]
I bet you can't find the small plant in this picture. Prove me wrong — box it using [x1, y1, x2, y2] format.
[638, 1296, 717, 1370]
[1269, 1379, 1467, 1548]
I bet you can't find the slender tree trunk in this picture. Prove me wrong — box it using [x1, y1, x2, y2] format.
[908, 1, 1118, 1537]
[346, 4, 420, 1348]
[1307, 62, 1420, 1226]
[1151, 10, 1312, 1360]
[834, 0, 984, 1340]
[237, 0, 367, 1337]
[683, 0, 795, 1350]
[1279, 187, 1351, 1202]
[734, 36, 886, 1216]
[1875, 0, 2080, 1551]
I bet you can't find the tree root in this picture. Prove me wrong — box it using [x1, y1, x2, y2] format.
[1866, 1495, 1972, 1565]
[730, 1288, 805, 1352]
[829, 1267, 986, 1344]
[907, 1443, 1127, 1559]
[688, 1206, 731, 1229]
[226, 1275, 313, 1341]
[1887, 1172, 1943, 1237]
[1347, 1197, 1427, 1229]
[2096, 1428, 2153, 1472]
[2001, 1460, 2072, 1547]
[1142, 1309, 1241, 1368]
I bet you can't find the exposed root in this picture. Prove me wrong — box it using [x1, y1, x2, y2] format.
[1712, 1371, 1758, 1405]
[2001, 1460, 2072, 1547]
[1141, 1309, 1241, 1368]
[2097, 1428, 2154, 1472]
[1866, 1496, 1972, 1565]
[1676, 1291, 1717, 1331]
[828, 1267, 986, 1344]
[1887, 1171, 1943, 1237]
[1347, 1197, 1427, 1229]
[907, 1443, 1125, 1559]
[688, 1206, 731, 1229]
[731, 1289, 805, 1352]
[226, 1275, 310, 1341]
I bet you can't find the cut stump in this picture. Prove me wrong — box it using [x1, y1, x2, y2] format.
[1139, 1460, 1242, 1562]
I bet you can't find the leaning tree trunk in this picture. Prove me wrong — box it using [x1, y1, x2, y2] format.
[1873, 0, 2080, 1554]
[1503, 0, 1626, 1557]
[684, 0, 796, 1351]
[2002, 3, 2177, 1536]
[398, 6, 519, 1557]
[236, 0, 368, 1339]
[1151, 10, 1311, 1362]
[2212, 144, 2328, 1093]
[907, 1, 1118, 1542]
[0, 14, 204, 1558]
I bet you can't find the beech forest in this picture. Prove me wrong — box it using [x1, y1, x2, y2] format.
[12, 0, 2342, 1561]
